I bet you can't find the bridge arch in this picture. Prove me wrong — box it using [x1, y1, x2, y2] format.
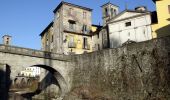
[31, 64, 68, 98]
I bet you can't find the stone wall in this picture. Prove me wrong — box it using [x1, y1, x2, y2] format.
[66, 36, 170, 100]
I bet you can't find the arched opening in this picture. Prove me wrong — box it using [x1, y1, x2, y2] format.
[27, 79, 31, 86]
[21, 64, 68, 98]
[14, 78, 18, 84]
[20, 78, 26, 88]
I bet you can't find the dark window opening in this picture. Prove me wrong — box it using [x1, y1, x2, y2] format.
[83, 37, 88, 49]
[82, 25, 87, 33]
[105, 8, 109, 16]
[114, 9, 117, 15]
[97, 33, 99, 38]
[111, 8, 116, 17]
[125, 22, 131, 27]
[51, 35, 53, 43]
[68, 20, 76, 30]
[98, 44, 100, 50]
[6, 41, 9, 45]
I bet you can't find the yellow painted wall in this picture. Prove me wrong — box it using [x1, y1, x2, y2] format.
[91, 26, 98, 32]
[152, 0, 170, 38]
[65, 34, 92, 54]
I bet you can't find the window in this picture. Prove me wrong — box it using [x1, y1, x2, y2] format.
[46, 38, 49, 45]
[83, 37, 88, 49]
[98, 44, 100, 50]
[68, 36, 76, 48]
[51, 35, 53, 43]
[82, 24, 87, 33]
[168, 5, 170, 14]
[97, 33, 99, 38]
[83, 11, 86, 18]
[6, 41, 9, 45]
[111, 8, 116, 17]
[105, 8, 109, 16]
[68, 20, 76, 30]
[125, 22, 131, 27]
[114, 9, 117, 15]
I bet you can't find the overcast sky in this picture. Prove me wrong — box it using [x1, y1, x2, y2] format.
[0, 0, 156, 49]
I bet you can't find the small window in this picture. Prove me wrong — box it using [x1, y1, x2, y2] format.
[82, 24, 87, 33]
[105, 8, 109, 16]
[97, 33, 99, 38]
[83, 37, 88, 49]
[168, 5, 170, 14]
[125, 22, 131, 27]
[98, 44, 100, 50]
[51, 35, 53, 43]
[68, 20, 76, 30]
[83, 11, 86, 18]
[6, 41, 9, 45]
[46, 38, 49, 45]
[111, 8, 116, 16]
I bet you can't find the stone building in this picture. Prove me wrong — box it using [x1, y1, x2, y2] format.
[100, 2, 152, 48]
[40, 1, 94, 55]
[20, 67, 41, 77]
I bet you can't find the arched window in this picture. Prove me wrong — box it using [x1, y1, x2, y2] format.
[105, 8, 109, 16]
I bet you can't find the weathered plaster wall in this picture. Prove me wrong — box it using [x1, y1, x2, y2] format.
[65, 36, 170, 100]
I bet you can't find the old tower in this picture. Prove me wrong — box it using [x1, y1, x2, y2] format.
[2, 35, 12, 45]
[101, 2, 119, 25]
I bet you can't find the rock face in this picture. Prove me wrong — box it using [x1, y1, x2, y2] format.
[65, 37, 170, 100]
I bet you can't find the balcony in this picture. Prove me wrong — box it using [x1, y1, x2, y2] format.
[68, 42, 77, 48]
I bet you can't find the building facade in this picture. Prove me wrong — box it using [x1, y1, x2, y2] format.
[40, 1, 93, 55]
[151, 0, 170, 38]
[20, 67, 41, 77]
[101, 3, 153, 48]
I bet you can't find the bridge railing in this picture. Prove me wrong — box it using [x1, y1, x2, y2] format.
[0, 44, 71, 61]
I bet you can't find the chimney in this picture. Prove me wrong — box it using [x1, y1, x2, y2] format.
[2, 35, 12, 45]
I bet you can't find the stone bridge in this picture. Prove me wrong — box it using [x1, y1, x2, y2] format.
[0, 44, 75, 98]
[1, 36, 170, 100]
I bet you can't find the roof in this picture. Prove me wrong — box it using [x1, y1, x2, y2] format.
[39, 22, 53, 36]
[108, 9, 150, 24]
[101, 2, 119, 8]
[2, 35, 12, 38]
[152, 0, 161, 3]
[53, 1, 93, 13]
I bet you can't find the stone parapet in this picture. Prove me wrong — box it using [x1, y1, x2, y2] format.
[0, 44, 71, 61]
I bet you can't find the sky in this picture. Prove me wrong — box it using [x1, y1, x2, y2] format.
[0, 0, 156, 50]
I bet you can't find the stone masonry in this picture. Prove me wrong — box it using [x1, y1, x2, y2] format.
[0, 36, 170, 99]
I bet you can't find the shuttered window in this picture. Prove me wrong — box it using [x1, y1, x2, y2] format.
[168, 5, 170, 14]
